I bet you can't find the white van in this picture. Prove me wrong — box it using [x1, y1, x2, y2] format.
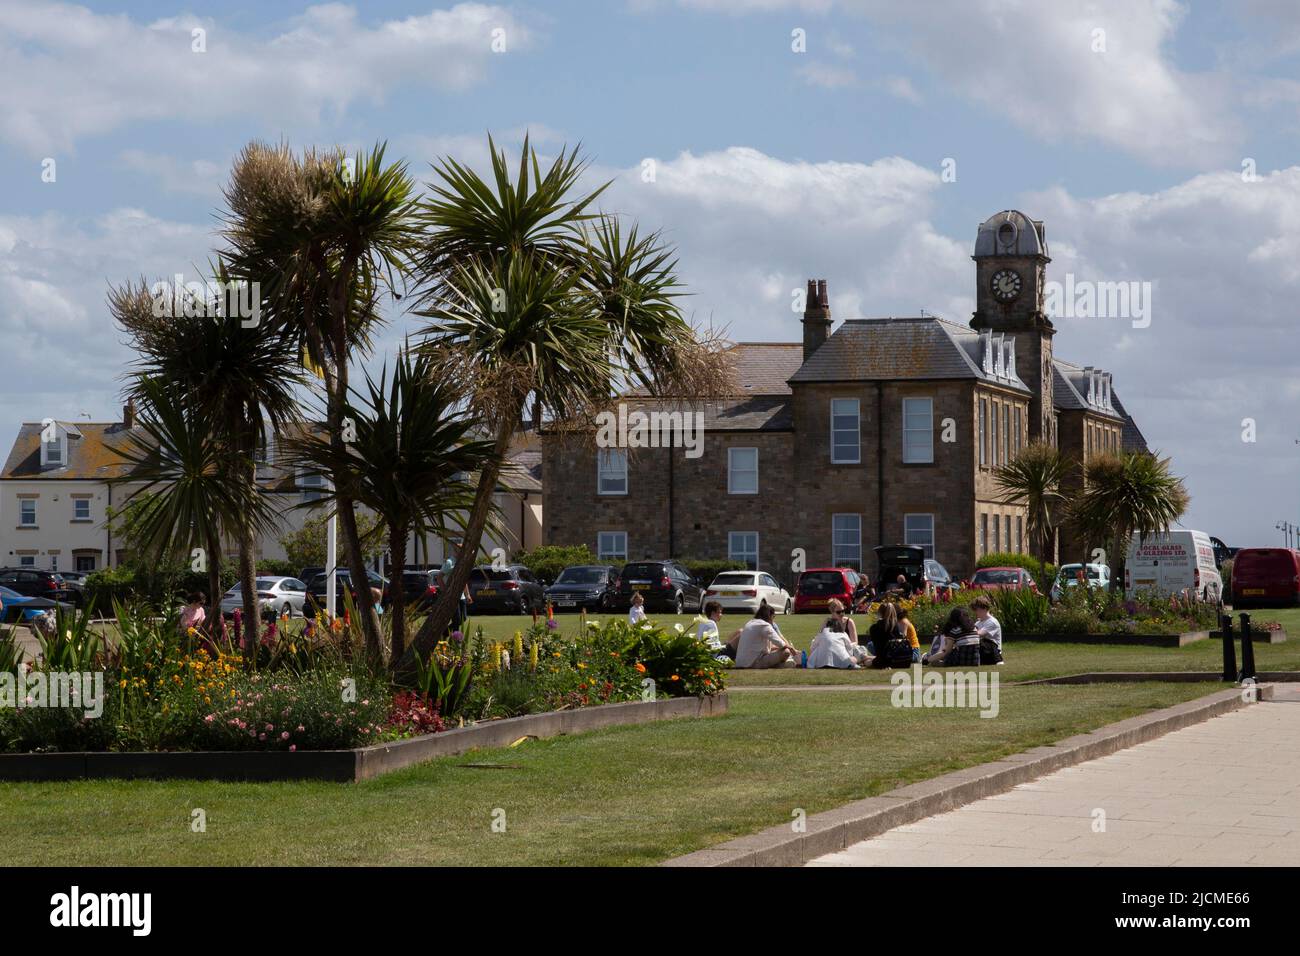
[1125, 530, 1222, 601]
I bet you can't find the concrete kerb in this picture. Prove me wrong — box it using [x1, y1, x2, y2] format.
[660, 685, 1266, 867]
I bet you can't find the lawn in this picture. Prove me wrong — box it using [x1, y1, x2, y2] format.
[0, 682, 1218, 866]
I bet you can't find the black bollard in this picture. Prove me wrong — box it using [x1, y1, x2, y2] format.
[1221, 613, 1237, 683]
[1239, 612, 1256, 682]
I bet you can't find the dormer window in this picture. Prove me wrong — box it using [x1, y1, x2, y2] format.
[40, 422, 66, 469]
[300, 469, 326, 502]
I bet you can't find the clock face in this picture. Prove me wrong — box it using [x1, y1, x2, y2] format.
[991, 269, 1022, 302]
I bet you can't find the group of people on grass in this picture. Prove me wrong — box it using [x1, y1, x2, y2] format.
[627, 589, 1004, 670]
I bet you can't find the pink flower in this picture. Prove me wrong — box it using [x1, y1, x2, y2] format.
[280, 731, 290, 740]
[258, 733, 267, 741]
[289, 745, 297, 752]
[296, 724, 305, 732]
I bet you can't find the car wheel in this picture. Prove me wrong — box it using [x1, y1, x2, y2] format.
[674, 593, 683, 615]
[784, 599, 792, 614]
[282, 602, 292, 619]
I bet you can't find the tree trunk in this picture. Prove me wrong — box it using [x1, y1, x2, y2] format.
[388, 521, 409, 667]
[238, 503, 259, 663]
[401, 422, 513, 675]
[205, 527, 222, 642]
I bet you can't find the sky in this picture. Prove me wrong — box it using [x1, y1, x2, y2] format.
[1, 0, 1298, 546]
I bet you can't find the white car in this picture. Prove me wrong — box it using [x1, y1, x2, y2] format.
[220, 576, 310, 619]
[704, 571, 792, 614]
[1049, 563, 1111, 603]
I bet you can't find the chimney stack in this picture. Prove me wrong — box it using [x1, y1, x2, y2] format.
[123, 399, 136, 428]
[802, 278, 832, 361]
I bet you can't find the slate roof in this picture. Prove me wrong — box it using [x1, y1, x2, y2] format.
[1109, 391, 1150, 453]
[1052, 361, 1124, 420]
[625, 342, 803, 398]
[1, 422, 145, 481]
[502, 449, 542, 493]
[787, 317, 1031, 393]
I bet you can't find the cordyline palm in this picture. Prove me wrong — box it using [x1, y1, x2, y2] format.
[286, 349, 498, 667]
[109, 275, 304, 651]
[1068, 451, 1190, 593]
[220, 141, 419, 661]
[404, 135, 732, 667]
[111, 375, 283, 628]
[993, 442, 1071, 565]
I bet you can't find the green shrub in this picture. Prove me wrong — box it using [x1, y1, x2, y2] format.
[976, 552, 1041, 573]
[679, 558, 750, 588]
[513, 544, 603, 584]
[1220, 558, 1233, 596]
[256, 559, 298, 578]
[992, 588, 1049, 635]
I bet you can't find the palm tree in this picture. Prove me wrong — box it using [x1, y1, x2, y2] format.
[220, 141, 419, 661]
[405, 135, 731, 663]
[993, 441, 1071, 566]
[1068, 450, 1190, 592]
[109, 277, 304, 652]
[286, 349, 498, 667]
[110, 375, 282, 627]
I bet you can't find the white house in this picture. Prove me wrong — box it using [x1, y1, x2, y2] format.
[0, 406, 544, 575]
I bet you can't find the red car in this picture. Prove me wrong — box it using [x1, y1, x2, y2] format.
[1231, 548, 1300, 608]
[970, 567, 1038, 592]
[793, 567, 861, 613]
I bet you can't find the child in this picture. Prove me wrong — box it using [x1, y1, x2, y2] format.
[628, 591, 647, 625]
[897, 606, 922, 663]
[179, 591, 206, 635]
[971, 595, 1004, 664]
[696, 601, 724, 648]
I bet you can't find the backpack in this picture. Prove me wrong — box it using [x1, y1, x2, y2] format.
[979, 637, 1003, 665]
[883, 635, 914, 669]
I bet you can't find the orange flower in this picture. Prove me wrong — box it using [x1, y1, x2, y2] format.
[670, 674, 680, 681]
[634, 662, 646, 673]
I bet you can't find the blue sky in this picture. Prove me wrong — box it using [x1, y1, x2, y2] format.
[2, 0, 1299, 546]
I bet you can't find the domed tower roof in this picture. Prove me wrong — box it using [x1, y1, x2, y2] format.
[974, 210, 1048, 258]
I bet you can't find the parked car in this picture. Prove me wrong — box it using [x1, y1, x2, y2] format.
[0, 585, 72, 624]
[1230, 548, 1300, 608]
[298, 566, 325, 585]
[397, 569, 440, 612]
[467, 565, 545, 614]
[872, 547, 957, 599]
[705, 570, 791, 614]
[612, 560, 705, 615]
[304, 569, 390, 613]
[1050, 563, 1111, 602]
[220, 576, 310, 619]
[544, 564, 618, 611]
[0, 567, 76, 605]
[793, 567, 861, 613]
[970, 566, 1038, 592]
[1125, 530, 1222, 602]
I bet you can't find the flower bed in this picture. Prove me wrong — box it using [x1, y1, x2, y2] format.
[0, 605, 726, 756]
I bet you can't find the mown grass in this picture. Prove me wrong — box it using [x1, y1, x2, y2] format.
[0, 683, 1219, 866]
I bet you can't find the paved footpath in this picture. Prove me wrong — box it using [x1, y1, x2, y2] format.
[810, 693, 1300, 866]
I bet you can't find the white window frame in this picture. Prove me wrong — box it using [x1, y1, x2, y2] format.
[728, 531, 759, 570]
[831, 513, 862, 569]
[19, 556, 34, 568]
[40, 426, 65, 468]
[299, 469, 325, 502]
[19, 499, 36, 526]
[830, 398, 860, 464]
[727, 447, 759, 495]
[597, 531, 627, 561]
[991, 400, 999, 467]
[597, 449, 628, 496]
[1013, 406, 1022, 456]
[902, 397, 934, 464]
[73, 498, 90, 520]
[904, 513, 935, 561]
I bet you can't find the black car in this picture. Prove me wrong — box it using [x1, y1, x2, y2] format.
[873, 546, 957, 599]
[304, 568, 390, 613]
[544, 564, 618, 612]
[613, 560, 704, 614]
[0, 567, 76, 605]
[397, 569, 440, 611]
[467, 565, 544, 614]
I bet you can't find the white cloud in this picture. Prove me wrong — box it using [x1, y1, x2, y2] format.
[0, 1, 531, 153]
[795, 61, 856, 88]
[117, 151, 227, 197]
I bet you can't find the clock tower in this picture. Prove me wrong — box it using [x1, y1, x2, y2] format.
[970, 210, 1056, 444]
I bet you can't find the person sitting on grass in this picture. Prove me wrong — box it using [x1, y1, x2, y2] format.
[971, 595, 1004, 664]
[734, 601, 798, 668]
[696, 601, 736, 660]
[897, 606, 922, 663]
[923, 606, 981, 667]
[628, 591, 647, 625]
[807, 598, 869, 668]
[866, 601, 914, 669]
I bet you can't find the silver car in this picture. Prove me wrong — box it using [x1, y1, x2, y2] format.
[220, 576, 309, 619]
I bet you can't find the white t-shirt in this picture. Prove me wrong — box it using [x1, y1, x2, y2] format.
[736, 620, 786, 668]
[695, 619, 723, 648]
[976, 614, 1002, 649]
[628, 605, 647, 625]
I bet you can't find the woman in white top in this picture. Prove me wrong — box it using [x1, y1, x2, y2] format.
[734, 602, 798, 668]
[627, 592, 647, 625]
[807, 598, 870, 668]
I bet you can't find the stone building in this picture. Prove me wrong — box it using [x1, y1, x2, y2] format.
[540, 210, 1148, 584]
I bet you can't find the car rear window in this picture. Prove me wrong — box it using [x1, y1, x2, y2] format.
[798, 572, 845, 595]
[713, 573, 756, 586]
[1236, 550, 1296, 574]
[974, 570, 1019, 584]
[478, 569, 515, 582]
[621, 563, 665, 580]
[555, 567, 606, 585]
